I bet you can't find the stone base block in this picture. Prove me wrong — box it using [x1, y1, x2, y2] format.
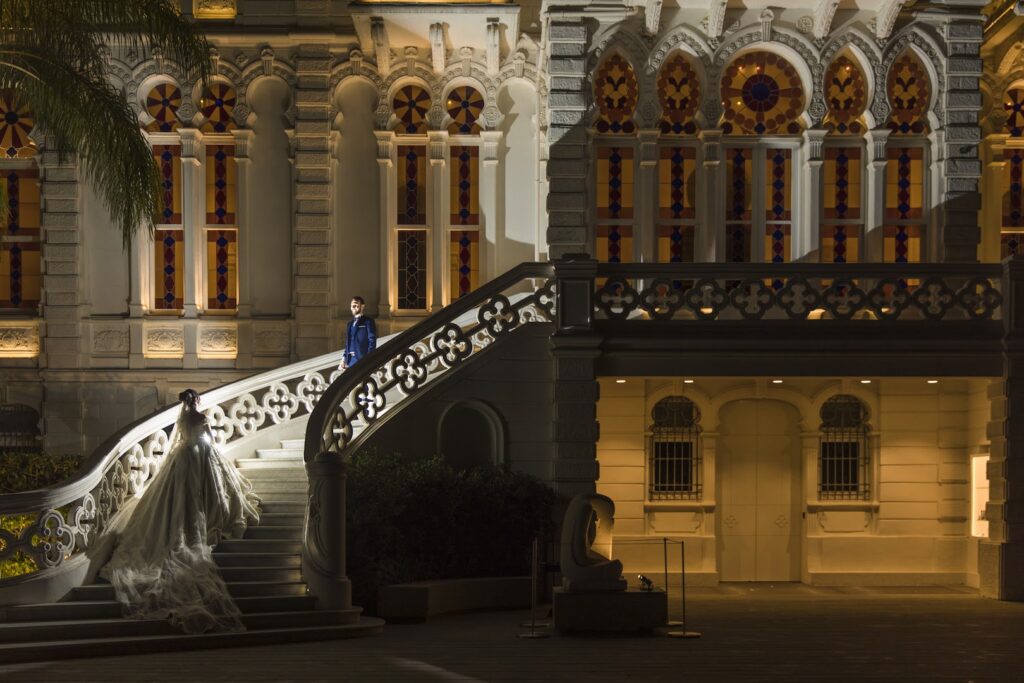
[553, 588, 667, 632]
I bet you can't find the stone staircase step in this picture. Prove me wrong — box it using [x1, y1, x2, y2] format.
[279, 439, 305, 450]
[254, 492, 306, 504]
[244, 525, 302, 540]
[257, 513, 303, 527]
[254, 448, 304, 460]
[249, 480, 308, 494]
[0, 618, 384, 664]
[242, 468, 307, 481]
[0, 609, 362, 645]
[71, 581, 308, 602]
[217, 566, 303, 582]
[6, 594, 319, 624]
[212, 552, 300, 568]
[217, 539, 302, 553]
[257, 501, 305, 515]
[236, 457, 304, 469]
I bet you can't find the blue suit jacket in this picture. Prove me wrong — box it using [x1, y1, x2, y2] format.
[345, 316, 377, 366]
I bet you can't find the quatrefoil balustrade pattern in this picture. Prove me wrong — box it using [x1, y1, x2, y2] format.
[593, 264, 1003, 322]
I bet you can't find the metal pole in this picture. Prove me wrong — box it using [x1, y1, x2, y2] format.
[663, 536, 669, 595]
[667, 540, 701, 638]
[519, 536, 549, 638]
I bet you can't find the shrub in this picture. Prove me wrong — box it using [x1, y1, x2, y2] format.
[346, 450, 557, 612]
[0, 451, 82, 579]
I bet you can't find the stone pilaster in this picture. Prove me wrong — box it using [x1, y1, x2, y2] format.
[545, 19, 590, 259]
[293, 45, 334, 358]
[38, 144, 82, 370]
[637, 130, 659, 263]
[697, 130, 723, 262]
[940, 18, 986, 262]
[800, 128, 827, 261]
[864, 128, 890, 262]
[232, 128, 254, 369]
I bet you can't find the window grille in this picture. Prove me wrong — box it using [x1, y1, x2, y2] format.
[0, 404, 41, 452]
[819, 395, 870, 500]
[649, 397, 702, 501]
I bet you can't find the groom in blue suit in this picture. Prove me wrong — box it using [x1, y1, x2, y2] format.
[341, 296, 377, 370]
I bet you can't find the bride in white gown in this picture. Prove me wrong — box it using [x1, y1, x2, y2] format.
[100, 389, 261, 634]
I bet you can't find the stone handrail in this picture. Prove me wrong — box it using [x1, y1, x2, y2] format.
[592, 262, 1004, 321]
[0, 347, 353, 590]
[304, 262, 556, 463]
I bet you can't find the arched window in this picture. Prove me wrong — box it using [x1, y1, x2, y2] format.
[1001, 88, 1024, 258]
[199, 83, 239, 312]
[594, 54, 637, 263]
[657, 54, 700, 265]
[144, 83, 186, 311]
[720, 51, 805, 265]
[884, 51, 931, 264]
[0, 91, 41, 312]
[819, 395, 870, 500]
[0, 403, 40, 452]
[648, 397, 702, 501]
[392, 84, 432, 310]
[821, 55, 867, 263]
[446, 86, 484, 300]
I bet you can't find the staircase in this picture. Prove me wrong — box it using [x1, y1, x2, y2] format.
[0, 439, 382, 664]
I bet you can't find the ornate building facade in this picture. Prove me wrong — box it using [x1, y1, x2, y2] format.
[3, 0, 1024, 598]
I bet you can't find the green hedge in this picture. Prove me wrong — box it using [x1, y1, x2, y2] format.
[346, 451, 557, 612]
[0, 451, 82, 579]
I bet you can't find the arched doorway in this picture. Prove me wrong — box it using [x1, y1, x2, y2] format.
[437, 401, 503, 470]
[716, 399, 802, 581]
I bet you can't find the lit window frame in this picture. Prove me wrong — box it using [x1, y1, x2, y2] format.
[820, 137, 867, 264]
[646, 396, 703, 502]
[817, 395, 872, 501]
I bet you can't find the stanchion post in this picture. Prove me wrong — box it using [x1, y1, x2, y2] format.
[519, 536, 549, 638]
[667, 539, 701, 638]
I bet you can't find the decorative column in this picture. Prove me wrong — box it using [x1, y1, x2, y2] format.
[178, 129, 203, 370]
[983, 256, 1024, 599]
[940, 18, 986, 262]
[863, 128, 890, 262]
[697, 130, 723, 262]
[637, 130, 659, 263]
[545, 19, 590, 258]
[550, 257, 601, 499]
[428, 131, 447, 312]
[983, 136, 1008, 263]
[232, 128, 253, 368]
[479, 130, 502, 282]
[302, 452, 352, 609]
[375, 131, 395, 317]
[292, 44, 333, 358]
[800, 128, 827, 261]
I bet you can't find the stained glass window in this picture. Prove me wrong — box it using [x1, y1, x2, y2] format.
[446, 86, 484, 135]
[0, 170, 41, 309]
[393, 85, 431, 135]
[720, 52, 804, 136]
[596, 146, 634, 262]
[886, 51, 930, 136]
[0, 92, 36, 158]
[205, 144, 237, 226]
[449, 230, 479, 299]
[822, 147, 862, 263]
[145, 83, 182, 132]
[884, 147, 924, 263]
[765, 148, 792, 266]
[200, 83, 237, 133]
[152, 145, 182, 225]
[594, 54, 637, 134]
[397, 145, 427, 225]
[658, 54, 700, 136]
[725, 148, 753, 262]
[823, 56, 866, 136]
[153, 228, 184, 310]
[207, 229, 238, 310]
[657, 146, 696, 263]
[397, 229, 428, 309]
[1005, 89, 1024, 138]
[1002, 147, 1024, 259]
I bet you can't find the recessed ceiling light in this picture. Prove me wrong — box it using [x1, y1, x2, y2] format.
[860, 379, 872, 384]
[684, 379, 694, 384]
[615, 379, 626, 384]
[772, 379, 784, 384]
[927, 379, 939, 384]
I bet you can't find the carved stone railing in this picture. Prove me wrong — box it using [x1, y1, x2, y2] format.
[0, 346, 353, 601]
[591, 263, 1003, 322]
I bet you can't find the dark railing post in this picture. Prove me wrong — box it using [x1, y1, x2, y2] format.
[983, 255, 1024, 600]
[302, 451, 353, 609]
[550, 256, 601, 501]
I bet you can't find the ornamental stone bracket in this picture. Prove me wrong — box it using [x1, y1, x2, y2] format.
[0, 321, 42, 359]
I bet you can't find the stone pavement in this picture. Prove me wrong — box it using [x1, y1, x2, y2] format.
[2, 584, 1022, 682]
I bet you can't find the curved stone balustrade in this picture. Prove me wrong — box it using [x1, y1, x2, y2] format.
[593, 263, 1004, 322]
[0, 350, 351, 594]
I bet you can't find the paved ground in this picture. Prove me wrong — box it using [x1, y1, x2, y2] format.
[2, 584, 1022, 682]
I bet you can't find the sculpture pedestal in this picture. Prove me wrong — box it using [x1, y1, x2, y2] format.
[553, 588, 667, 633]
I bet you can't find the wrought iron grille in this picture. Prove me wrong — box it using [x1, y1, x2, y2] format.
[819, 395, 870, 500]
[0, 404, 41, 452]
[649, 397, 702, 501]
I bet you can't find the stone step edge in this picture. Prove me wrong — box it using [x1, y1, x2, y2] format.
[0, 609, 360, 632]
[0, 619, 385, 663]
